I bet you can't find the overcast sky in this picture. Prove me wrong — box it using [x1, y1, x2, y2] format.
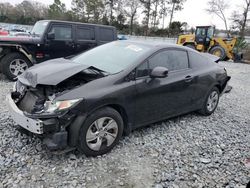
[2, 0, 243, 29]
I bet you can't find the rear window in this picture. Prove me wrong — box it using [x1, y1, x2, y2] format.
[77, 27, 95, 40]
[99, 28, 114, 41]
[189, 51, 209, 68]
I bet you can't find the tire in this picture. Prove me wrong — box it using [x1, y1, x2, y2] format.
[209, 46, 227, 60]
[185, 44, 196, 50]
[77, 107, 124, 156]
[198, 87, 220, 116]
[2, 52, 32, 81]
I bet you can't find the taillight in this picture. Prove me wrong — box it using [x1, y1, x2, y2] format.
[36, 53, 44, 58]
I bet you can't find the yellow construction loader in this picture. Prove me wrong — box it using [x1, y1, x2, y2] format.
[177, 26, 242, 61]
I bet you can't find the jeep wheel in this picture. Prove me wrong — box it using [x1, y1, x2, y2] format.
[78, 107, 124, 156]
[2, 53, 32, 81]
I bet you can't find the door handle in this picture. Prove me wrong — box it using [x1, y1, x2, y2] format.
[185, 75, 193, 82]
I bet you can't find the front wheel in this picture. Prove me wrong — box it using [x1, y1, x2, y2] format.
[198, 87, 220, 116]
[77, 107, 124, 156]
[2, 52, 32, 81]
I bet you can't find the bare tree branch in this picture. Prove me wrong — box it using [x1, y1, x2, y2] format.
[206, 0, 230, 37]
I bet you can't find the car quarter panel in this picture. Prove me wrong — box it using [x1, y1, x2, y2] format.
[188, 50, 227, 107]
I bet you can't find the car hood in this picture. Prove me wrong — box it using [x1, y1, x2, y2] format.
[18, 58, 90, 87]
[0, 35, 40, 44]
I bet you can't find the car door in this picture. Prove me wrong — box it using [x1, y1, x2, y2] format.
[45, 23, 75, 59]
[134, 48, 195, 127]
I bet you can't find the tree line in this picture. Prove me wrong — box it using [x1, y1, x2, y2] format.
[0, 0, 192, 37]
[0, 0, 249, 37]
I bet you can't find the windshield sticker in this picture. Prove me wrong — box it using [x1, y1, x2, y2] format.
[126, 45, 143, 52]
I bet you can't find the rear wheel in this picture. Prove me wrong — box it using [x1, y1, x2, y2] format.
[77, 107, 124, 156]
[198, 87, 220, 116]
[2, 52, 32, 81]
[209, 46, 227, 60]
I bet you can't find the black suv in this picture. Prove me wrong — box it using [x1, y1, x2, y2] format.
[0, 20, 117, 80]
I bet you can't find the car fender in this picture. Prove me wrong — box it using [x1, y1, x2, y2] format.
[0, 43, 34, 64]
[68, 101, 132, 147]
[68, 115, 87, 147]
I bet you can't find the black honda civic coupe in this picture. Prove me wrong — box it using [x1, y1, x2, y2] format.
[8, 41, 230, 156]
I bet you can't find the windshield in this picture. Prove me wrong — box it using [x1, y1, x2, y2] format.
[31, 21, 49, 36]
[72, 41, 151, 74]
[196, 28, 206, 36]
[207, 27, 214, 38]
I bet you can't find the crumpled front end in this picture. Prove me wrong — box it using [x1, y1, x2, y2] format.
[8, 80, 78, 150]
[8, 70, 102, 151]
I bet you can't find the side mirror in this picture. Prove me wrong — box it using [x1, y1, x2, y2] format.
[47, 32, 55, 40]
[150, 66, 168, 78]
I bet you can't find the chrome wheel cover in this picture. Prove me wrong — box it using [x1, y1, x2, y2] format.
[86, 117, 118, 151]
[207, 91, 219, 112]
[9, 59, 28, 76]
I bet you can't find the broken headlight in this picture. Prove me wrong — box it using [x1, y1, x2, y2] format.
[44, 99, 82, 113]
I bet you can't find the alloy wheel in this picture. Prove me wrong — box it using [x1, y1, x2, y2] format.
[9, 59, 28, 76]
[86, 117, 118, 151]
[207, 91, 219, 112]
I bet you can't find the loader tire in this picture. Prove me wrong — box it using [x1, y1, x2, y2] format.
[209, 46, 226, 61]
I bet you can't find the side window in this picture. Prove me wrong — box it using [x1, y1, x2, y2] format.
[148, 51, 168, 71]
[136, 61, 149, 78]
[148, 50, 189, 72]
[50, 25, 72, 40]
[77, 27, 95, 40]
[166, 50, 189, 71]
[99, 28, 114, 41]
[189, 51, 209, 68]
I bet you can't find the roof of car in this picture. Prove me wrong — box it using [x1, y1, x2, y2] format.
[38, 20, 116, 29]
[118, 40, 188, 50]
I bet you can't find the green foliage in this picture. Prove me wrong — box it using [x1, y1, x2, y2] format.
[234, 38, 248, 54]
[71, 0, 85, 21]
[168, 21, 185, 37]
[48, 0, 67, 20]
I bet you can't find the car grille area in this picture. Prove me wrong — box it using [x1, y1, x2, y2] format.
[17, 90, 45, 114]
[17, 91, 38, 113]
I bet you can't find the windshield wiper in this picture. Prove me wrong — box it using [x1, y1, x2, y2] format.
[88, 66, 109, 76]
[30, 32, 40, 37]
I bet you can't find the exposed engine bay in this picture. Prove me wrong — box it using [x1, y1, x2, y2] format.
[11, 71, 104, 114]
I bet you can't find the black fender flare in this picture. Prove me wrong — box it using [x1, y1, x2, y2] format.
[0, 43, 35, 64]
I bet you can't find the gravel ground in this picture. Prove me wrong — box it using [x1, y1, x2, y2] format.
[0, 62, 250, 188]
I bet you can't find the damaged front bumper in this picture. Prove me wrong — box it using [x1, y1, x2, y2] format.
[221, 76, 231, 95]
[7, 94, 73, 151]
[7, 94, 44, 134]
